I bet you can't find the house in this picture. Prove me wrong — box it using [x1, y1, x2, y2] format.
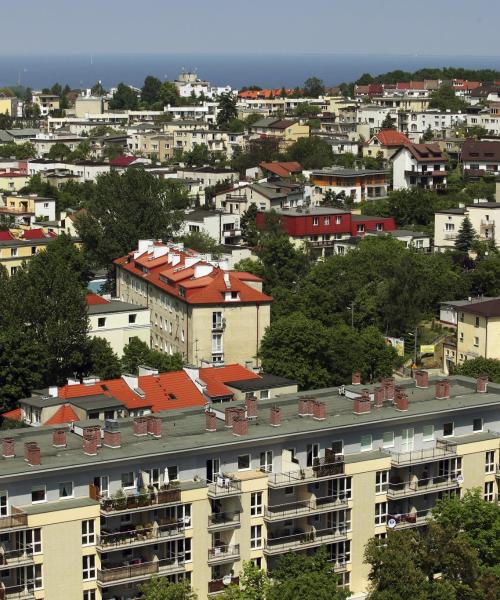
[0, 194, 56, 226]
[0, 170, 30, 192]
[392, 143, 447, 190]
[215, 180, 306, 215]
[32, 92, 60, 116]
[461, 139, 500, 177]
[178, 209, 242, 246]
[0, 95, 20, 117]
[249, 118, 309, 147]
[176, 166, 239, 190]
[310, 167, 390, 204]
[453, 297, 500, 363]
[86, 293, 151, 356]
[363, 129, 411, 161]
[434, 202, 500, 252]
[114, 240, 272, 366]
[365, 228, 431, 251]
[0, 231, 57, 275]
[258, 161, 303, 179]
[109, 155, 150, 169]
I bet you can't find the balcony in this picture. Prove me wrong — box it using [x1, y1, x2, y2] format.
[0, 510, 28, 532]
[207, 544, 240, 565]
[265, 495, 349, 521]
[97, 521, 186, 550]
[387, 474, 460, 499]
[390, 441, 456, 467]
[0, 547, 34, 568]
[267, 457, 345, 488]
[208, 577, 239, 595]
[97, 557, 185, 586]
[444, 233, 457, 240]
[207, 478, 242, 499]
[481, 219, 495, 227]
[223, 228, 241, 237]
[387, 510, 431, 530]
[0, 583, 35, 600]
[208, 511, 241, 531]
[264, 526, 348, 555]
[99, 487, 181, 514]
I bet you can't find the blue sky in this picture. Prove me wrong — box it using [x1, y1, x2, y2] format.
[3, 0, 500, 56]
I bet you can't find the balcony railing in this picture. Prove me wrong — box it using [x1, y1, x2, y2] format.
[0, 546, 34, 567]
[265, 526, 348, 554]
[265, 495, 349, 520]
[97, 557, 185, 585]
[99, 488, 181, 513]
[0, 583, 35, 600]
[208, 577, 240, 594]
[387, 509, 432, 530]
[98, 521, 185, 549]
[208, 511, 241, 530]
[267, 457, 345, 487]
[390, 441, 456, 466]
[207, 478, 242, 498]
[0, 510, 28, 531]
[208, 544, 240, 563]
[387, 474, 460, 498]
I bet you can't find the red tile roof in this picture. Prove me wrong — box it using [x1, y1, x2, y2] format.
[0, 230, 15, 241]
[86, 293, 110, 305]
[21, 229, 55, 240]
[260, 161, 303, 177]
[45, 404, 79, 425]
[199, 364, 261, 397]
[109, 156, 137, 167]
[374, 130, 411, 147]
[1, 408, 21, 421]
[238, 88, 295, 99]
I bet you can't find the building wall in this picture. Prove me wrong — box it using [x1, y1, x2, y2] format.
[456, 312, 500, 362]
[88, 309, 151, 356]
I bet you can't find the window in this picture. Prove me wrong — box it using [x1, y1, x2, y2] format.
[212, 311, 223, 330]
[31, 246, 36, 255]
[82, 520, 95, 545]
[251, 492, 263, 516]
[83, 591, 96, 600]
[329, 477, 352, 500]
[484, 481, 494, 502]
[335, 216, 341, 225]
[27, 528, 42, 554]
[460, 312, 464, 322]
[121, 471, 135, 488]
[238, 454, 250, 470]
[443, 422, 454, 437]
[475, 316, 480, 327]
[97, 317, 106, 328]
[10, 248, 17, 257]
[313, 217, 319, 226]
[147, 468, 160, 487]
[473, 418, 483, 432]
[212, 333, 223, 354]
[401, 428, 414, 451]
[59, 481, 73, 499]
[83, 555, 96, 581]
[31, 486, 46, 503]
[324, 216, 330, 225]
[474, 336, 479, 347]
[250, 525, 262, 549]
[375, 502, 387, 525]
[332, 440, 344, 456]
[423, 424, 434, 442]
[360, 434, 372, 452]
[167, 465, 179, 482]
[0, 492, 7, 517]
[485, 451, 495, 473]
[259, 389, 270, 400]
[128, 313, 136, 324]
[284, 486, 294, 496]
[459, 332, 464, 342]
[382, 432, 394, 448]
[306, 443, 319, 466]
[33, 564, 43, 590]
[375, 471, 389, 494]
[260, 451, 273, 473]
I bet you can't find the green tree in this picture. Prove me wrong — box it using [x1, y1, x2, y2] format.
[422, 125, 434, 141]
[121, 337, 183, 375]
[286, 136, 334, 169]
[0, 112, 13, 129]
[380, 114, 396, 129]
[467, 255, 500, 297]
[91, 81, 106, 96]
[86, 337, 122, 380]
[455, 215, 476, 253]
[240, 203, 259, 246]
[158, 81, 180, 107]
[303, 77, 325, 98]
[429, 85, 468, 112]
[109, 83, 139, 110]
[217, 93, 238, 129]
[71, 139, 92, 161]
[220, 561, 270, 600]
[184, 143, 211, 167]
[103, 143, 123, 162]
[0, 142, 36, 160]
[141, 75, 162, 106]
[140, 577, 197, 600]
[294, 103, 319, 118]
[230, 138, 281, 175]
[47, 142, 72, 161]
[181, 231, 222, 253]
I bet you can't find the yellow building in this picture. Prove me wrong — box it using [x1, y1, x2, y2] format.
[0, 172, 30, 192]
[455, 297, 500, 363]
[0, 234, 55, 276]
[249, 118, 309, 148]
[0, 95, 18, 117]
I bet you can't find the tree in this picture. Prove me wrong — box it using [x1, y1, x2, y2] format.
[86, 337, 122, 380]
[217, 93, 238, 129]
[220, 561, 270, 600]
[121, 337, 183, 375]
[429, 85, 468, 112]
[181, 231, 222, 254]
[141, 75, 162, 107]
[91, 81, 106, 96]
[380, 114, 396, 129]
[140, 577, 197, 600]
[71, 139, 92, 161]
[109, 83, 139, 110]
[0, 142, 36, 160]
[0, 112, 13, 129]
[47, 142, 72, 161]
[294, 103, 319, 118]
[303, 77, 325, 98]
[184, 143, 211, 167]
[286, 136, 334, 169]
[158, 81, 180, 107]
[455, 215, 476, 253]
[422, 125, 434, 141]
[75, 169, 184, 269]
[240, 203, 259, 246]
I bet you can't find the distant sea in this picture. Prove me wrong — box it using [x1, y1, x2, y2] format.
[1, 53, 500, 90]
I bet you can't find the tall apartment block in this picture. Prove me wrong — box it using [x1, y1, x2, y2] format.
[0, 372, 498, 600]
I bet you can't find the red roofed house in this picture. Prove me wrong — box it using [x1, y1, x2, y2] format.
[259, 161, 303, 178]
[109, 155, 149, 169]
[363, 129, 411, 161]
[115, 241, 272, 367]
[392, 143, 448, 190]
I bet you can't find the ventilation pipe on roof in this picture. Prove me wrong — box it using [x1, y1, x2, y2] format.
[2, 438, 14, 458]
[138, 365, 159, 377]
[136, 239, 153, 256]
[194, 263, 213, 279]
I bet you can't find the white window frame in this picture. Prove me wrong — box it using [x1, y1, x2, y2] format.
[375, 471, 389, 494]
[0, 492, 7, 517]
[82, 519, 95, 546]
[485, 451, 495, 474]
[121, 471, 135, 489]
[484, 481, 494, 502]
[33, 564, 43, 590]
[83, 555, 96, 581]
[382, 432, 394, 448]
[31, 486, 46, 504]
[259, 450, 273, 473]
[237, 454, 251, 471]
[59, 481, 74, 499]
[306, 443, 320, 466]
[250, 525, 262, 549]
[360, 434, 372, 452]
[443, 422, 454, 437]
[251, 492, 263, 517]
[401, 428, 414, 451]
[375, 502, 387, 526]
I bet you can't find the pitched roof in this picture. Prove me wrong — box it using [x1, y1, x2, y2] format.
[374, 129, 411, 147]
[21, 229, 56, 240]
[1, 408, 21, 421]
[45, 404, 79, 425]
[109, 155, 137, 167]
[462, 139, 500, 162]
[259, 161, 303, 177]
[394, 143, 445, 162]
[0, 230, 14, 241]
[86, 293, 109, 305]
[199, 364, 261, 397]
[461, 298, 500, 317]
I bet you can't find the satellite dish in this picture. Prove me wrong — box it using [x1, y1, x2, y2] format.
[222, 575, 232, 586]
[387, 518, 397, 529]
[455, 474, 464, 484]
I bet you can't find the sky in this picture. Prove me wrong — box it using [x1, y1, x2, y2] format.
[2, 0, 499, 57]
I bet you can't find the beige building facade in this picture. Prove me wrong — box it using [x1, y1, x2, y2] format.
[434, 202, 500, 252]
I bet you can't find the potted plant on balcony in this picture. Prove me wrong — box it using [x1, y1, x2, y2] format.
[113, 488, 127, 511]
[138, 487, 149, 507]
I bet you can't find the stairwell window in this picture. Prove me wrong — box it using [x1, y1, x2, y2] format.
[82, 555, 96, 581]
[375, 471, 389, 494]
[485, 451, 495, 473]
[484, 481, 494, 502]
[82, 520, 95, 546]
[251, 492, 263, 516]
[375, 502, 387, 525]
[251, 525, 262, 549]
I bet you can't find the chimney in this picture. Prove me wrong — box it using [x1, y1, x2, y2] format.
[52, 429, 67, 448]
[225, 407, 237, 428]
[147, 416, 162, 438]
[395, 391, 409, 412]
[83, 426, 101, 447]
[24, 442, 41, 466]
[352, 372, 361, 385]
[233, 416, 249, 436]
[374, 387, 384, 408]
[415, 370, 429, 389]
[246, 395, 258, 419]
[206, 410, 217, 432]
[270, 406, 281, 427]
[476, 375, 488, 393]
[353, 395, 371, 415]
[312, 401, 326, 421]
[83, 436, 98, 456]
[2, 438, 14, 458]
[298, 398, 309, 417]
[435, 379, 450, 400]
[103, 427, 121, 449]
[133, 417, 148, 436]
[383, 377, 395, 401]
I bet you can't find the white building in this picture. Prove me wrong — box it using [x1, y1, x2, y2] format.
[178, 209, 242, 245]
[174, 72, 233, 99]
[392, 143, 447, 190]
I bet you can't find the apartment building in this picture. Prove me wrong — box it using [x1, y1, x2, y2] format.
[114, 241, 272, 366]
[176, 167, 238, 190]
[310, 167, 390, 204]
[462, 139, 500, 176]
[214, 180, 306, 215]
[0, 95, 20, 117]
[0, 194, 56, 226]
[0, 231, 57, 275]
[0, 373, 497, 599]
[452, 297, 500, 363]
[249, 118, 309, 147]
[178, 210, 242, 246]
[434, 202, 500, 252]
[392, 143, 447, 190]
[398, 109, 466, 141]
[32, 92, 60, 116]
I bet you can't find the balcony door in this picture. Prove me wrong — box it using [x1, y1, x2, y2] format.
[206, 458, 221, 482]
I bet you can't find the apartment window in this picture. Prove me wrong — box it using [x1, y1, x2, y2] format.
[82, 520, 95, 545]
[147, 468, 160, 487]
[423, 424, 435, 442]
[360, 434, 372, 452]
[485, 451, 495, 473]
[459, 332, 464, 342]
[27, 528, 42, 554]
[259, 451, 273, 473]
[250, 525, 262, 549]
[31, 486, 46, 503]
[83, 555, 96, 581]
[33, 564, 43, 590]
[97, 317, 106, 328]
[59, 481, 74, 499]
[324, 216, 330, 225]
[238, 454, 250, 470]
[251, 492, 263, 516]
[10, 248, 17, 257]
[335, 216, 341, 224]
[0, 492, 6, 517]
[443, 422, 454, 437]
[332, 440, 344, 456]
[83, 591, 96, 600]
[401, 428, 414, 451]
[259, 389, 270, 400]
[129, 313, 136, 324]
[484, 481, 494, 502]
[382, 432, 394, 448]
[212, 311, 223, 330]
[475, 316, 480, 327]
[445, 223, 455, 231]
[375, 502, 387, 525]
[307, 443, 319, 466]
[375, 471, 389, 494]
[212, 333, 223, 354]
[313, 217, 319, 226]
[121, 471, 135, 488]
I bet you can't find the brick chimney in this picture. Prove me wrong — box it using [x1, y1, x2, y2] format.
[225, 406, 240, 428]
[133, 417, 148, 436]
[2, 438, 14, 458]
[147, 416, 162, 438]
[312, 400, 326, 421]
[83, 426, 101, 447]
[415, 370, 429, 389]
[298, 398, 309, 417]
[352, 372, 361, 385]
[233, 416, 248, 436]
[383, 378, 395, 401]
[435, 379, 450, 400]
[206, 410, 217, 432]
[24, 442, 41, 466]
[270, 406, 281, 427]
[246, 395, 258, 419]
[476, 375, 488, 393]
[395, 391, 409, 412]
[374, 387, 384, 408]
[83, 437, 98, 456]
[353, 396, 371, 415]
[52, 429, 67, 448]
[103, 429, 121, 449]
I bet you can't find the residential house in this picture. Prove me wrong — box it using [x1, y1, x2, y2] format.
[461, 139, 500, 177]
[249, 118, 309, 147]
[178, 209, 242, 246]
[176, 167, 239, 190]
[310, 167, 390, 204]
[258, 162, 303, 179]
[363, 129, 411, 161]
[434, 202, 500, 252]
[0, 230, 57, 275]
[392, 143, 447, 190]
[0, 194, 56, 226]
[453, 297, 500, 363]
[215, 180, 306, 215]
[0, 95, 20, 117]
[32, 92, 60, 116]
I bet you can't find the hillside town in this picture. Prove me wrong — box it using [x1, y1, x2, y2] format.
[0, 17, 500, 600]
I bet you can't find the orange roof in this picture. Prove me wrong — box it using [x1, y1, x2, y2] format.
[260, 161, 303, 177]
[45, 404, 79, 425]
[375, 130, 411, 147]
[1, 408, 21, 421]
[86, 293, 109, 305]
[199, 364, 261, 397]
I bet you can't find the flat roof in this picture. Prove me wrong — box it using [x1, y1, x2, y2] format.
[226, 374, 297, 392]
[270, 207, 347, 217]
[87, 300, 149, 315]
